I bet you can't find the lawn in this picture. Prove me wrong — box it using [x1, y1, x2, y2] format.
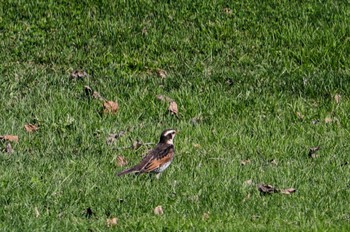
[1, 0, 350, 231]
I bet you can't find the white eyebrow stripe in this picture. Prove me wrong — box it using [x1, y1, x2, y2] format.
[163, 130, 175, 136]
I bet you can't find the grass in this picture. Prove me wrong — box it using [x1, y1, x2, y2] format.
[1, 0, 350, 231]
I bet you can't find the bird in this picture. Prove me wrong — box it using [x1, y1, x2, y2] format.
[117, 129, 177, 178]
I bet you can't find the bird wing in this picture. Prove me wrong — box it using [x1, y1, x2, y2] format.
[138, 143, 174, 173]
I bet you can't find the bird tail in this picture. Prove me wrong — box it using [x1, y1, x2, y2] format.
[116, 166, 139, 176]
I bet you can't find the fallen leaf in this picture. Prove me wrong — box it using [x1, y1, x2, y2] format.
[223, 7, 233, 15]
[240, 159, 251, 166]
[280, 188, 297, 195]
[24, 124, 39, 133]
[258, 184, 279, 194]
[269, 159, 278, 165]
[154, 205, 164, 215]
[168, 101, 178, 115]
[103, 101, 119, 114]
[0, 135, 19, 142]
[106, 217, 118, 227]
[70, 70, 88, 79]
[84, 86, 105, 101]
[106, 131, 126, 145]
[156, 69, 167, 79]
[243, 179, 253, 186]
[202, 212, 210, 220]
[296, 112, 304, 120]
[156, 95, 174, 102]
[34, 207, 40, 217]
[193, 143, 201, 148]
[141, 27, 148, 35]
[334, 94, 341, 104]
[308, 146, 320, 158]
[5, 143, 13, 154]
[131, 140, 142, 150]
[325, 117, 333, 123]
[116, 156, 128, 167]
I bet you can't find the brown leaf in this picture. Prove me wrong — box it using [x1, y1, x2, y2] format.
[156, 95, 174, 103]
[156, 69, 167, 79]
[168, 101, 178, 115]
[24, 124, 39, 133]
[116, 156, 128, 167]
[280, 188, 297, 195]
[258, 184, 279, 194]
[308, 146, 320, 158]
[141, 27, 148, 35]
[70, 70, 88, 79]
[103, 101, 119, 114]
[240, 159, 251, 166]
[154, 205, 164, 215]
[84, 86, 105, 101]
[269, 159, 278, 165]
[296, 112, 304, 120]
[106, 217, 118, 227]
[243, 179, 253, 186]
[34, 207, 40, 218]
[223, 7, 233, 15]
[334, 94, 341, 104]
[325, 117, 333, 123]
[5, 143, 13, 154]
[0, 135, 19, 142]
[131, 140, 142, 150]
[192, 143, 201, 148]
[202, 212, 210, 221]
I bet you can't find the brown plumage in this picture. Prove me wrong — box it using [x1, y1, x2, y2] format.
[117, 129, 176, 177]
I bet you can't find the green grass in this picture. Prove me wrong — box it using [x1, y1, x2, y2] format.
[1, 0, 350, 231]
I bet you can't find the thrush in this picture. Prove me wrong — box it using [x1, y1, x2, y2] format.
[117, 129, 176, 178]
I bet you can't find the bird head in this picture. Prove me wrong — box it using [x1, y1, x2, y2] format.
[159, 129, 177, 144]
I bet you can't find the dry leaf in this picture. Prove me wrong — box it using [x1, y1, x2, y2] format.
[258, 184, 279, 194]
[202, 212, 210, 220]
[168, 101, 178, 115]
[269, 159, 278, 165]
[243, 179, 253, 186]
[334, 94, 341, 104]
[0, 135, 19, 142]
[70, 70, 88, 79]
[240, 159, 251, 166]
[106, 217, 118, 227]
[156, 95, 174, 102]
[156, 69, 167, 79]
[103, 101, 119, 114]
[34, 207, 40, 217]
[325, 117, 333, 123]
[116, 156, 128, 167]
[141, 27, 148, 35]
[223, 7, 233, 15]
[193, 143, 201, 148]
[106, 131, 125, 145]
[308, 146, 320, 158]
[296, 112, 304, 120]
[154, 205, 164, 215]
[24, 124, 39, 133]
[5, 143, 13, 154]
[280, 188, 297, 195]
[84, 86, 105, 101]
[131, 140, 142, 150]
